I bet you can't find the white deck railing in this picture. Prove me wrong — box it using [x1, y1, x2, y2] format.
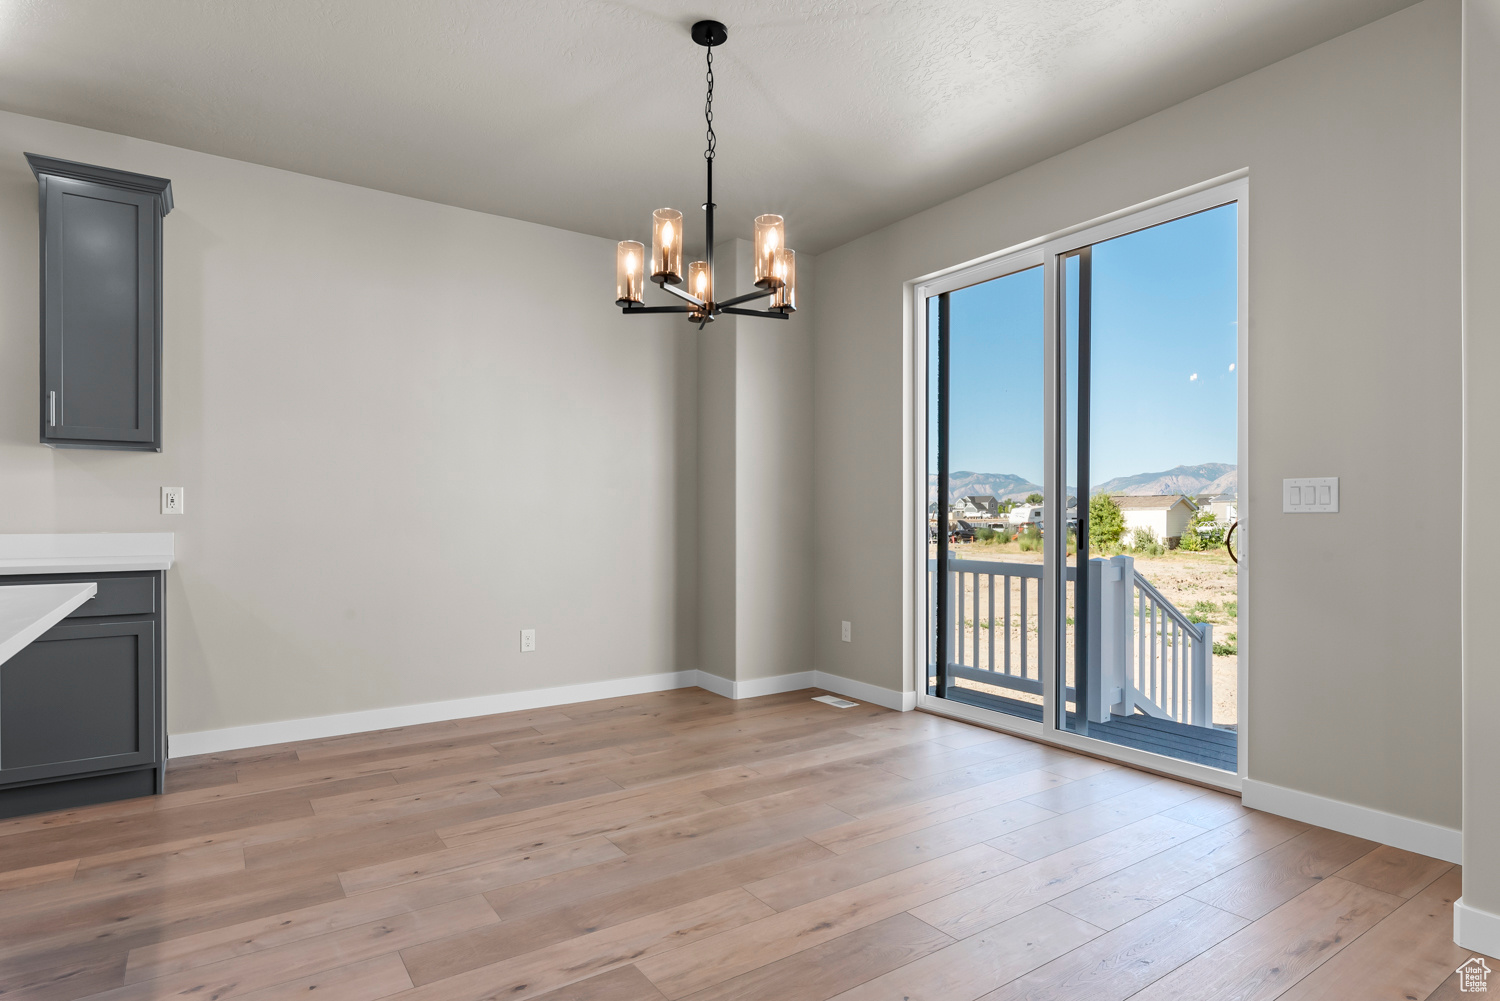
[929, 554, 1213, 728]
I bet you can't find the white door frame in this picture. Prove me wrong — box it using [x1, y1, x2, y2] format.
[907, 171, 1250, 792]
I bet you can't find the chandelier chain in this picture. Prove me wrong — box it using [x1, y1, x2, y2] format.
[704, 42, 716, 162]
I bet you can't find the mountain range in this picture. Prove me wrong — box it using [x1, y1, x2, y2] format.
[929, 471, 1043, 505]
[1095, 463, 1236, 497]
[932, 463, 1236, 504]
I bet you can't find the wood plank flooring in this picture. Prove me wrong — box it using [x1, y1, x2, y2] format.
[0, 687, 1487, 1001]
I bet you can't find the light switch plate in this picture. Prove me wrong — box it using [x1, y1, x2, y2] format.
[519, 629, 536, 653]
[1283, 477, 1338, 513]
[161, 486, 185, 514]
[841, 621, 852, 643]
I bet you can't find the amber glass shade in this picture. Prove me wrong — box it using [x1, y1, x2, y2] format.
[753, 214, 785, 288]
[652, 209, 683, 284]
[687, 260, 712, 307]
[770, 249, 796, 311]
[616, 241, 645, 304]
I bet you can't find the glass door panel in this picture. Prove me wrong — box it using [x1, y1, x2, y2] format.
[1058, 204, 1239, 769]
[926, 266, 1045, 722]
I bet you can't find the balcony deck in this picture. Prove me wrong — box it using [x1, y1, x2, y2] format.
[944, 686, 1238, 772]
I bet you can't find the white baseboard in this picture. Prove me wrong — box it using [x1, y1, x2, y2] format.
[692, 670, 817, 700]
[168, 670, 699, 758]
[1455, 897, 1500, 958]
[813, 670, 917, 712]
[1241, 778, 1461, 864]
[690, 669, 911, 710]
[168, 668, 914, 759]
[693, 670, 735, 699]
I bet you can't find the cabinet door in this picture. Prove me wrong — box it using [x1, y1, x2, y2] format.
[40, 176, 159, 449]
[0, 620, 156, 784]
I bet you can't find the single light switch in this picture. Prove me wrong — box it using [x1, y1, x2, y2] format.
[841, 621, 852, 643]
[1284, 477, 1338, 513]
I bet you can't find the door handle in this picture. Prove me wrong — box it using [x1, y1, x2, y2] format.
[48, 390, 56, 427]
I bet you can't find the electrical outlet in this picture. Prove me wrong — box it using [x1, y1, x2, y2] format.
[161, 486, 185, 515]
[520, 629, 536, 653]
[841, 621, 852, 643]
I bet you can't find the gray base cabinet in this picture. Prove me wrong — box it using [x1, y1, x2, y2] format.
[0, 572, 165, 819]
[26, 154, 173, 452]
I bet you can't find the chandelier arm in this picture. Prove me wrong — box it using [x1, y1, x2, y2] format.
[620, 305, 695, 314]
[717, 287, 775, 309]
[720, 306, 790, 320]
[656, 280, 707, 308]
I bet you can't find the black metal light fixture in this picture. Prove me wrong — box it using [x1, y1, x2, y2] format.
[614, 20, 795, 327]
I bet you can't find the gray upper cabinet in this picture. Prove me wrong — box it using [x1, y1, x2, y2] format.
[26, 154, 173, 452]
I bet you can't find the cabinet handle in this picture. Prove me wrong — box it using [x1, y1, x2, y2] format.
[48, 390, 56, 427]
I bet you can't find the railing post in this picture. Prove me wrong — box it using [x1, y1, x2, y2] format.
[1192, 622, 1213, 728]
[1115, 556, 1135, 715]
[1095, 555, 1129, 719]
[1089, 557, 1114, 723]
[1084, 559, 1107, 723]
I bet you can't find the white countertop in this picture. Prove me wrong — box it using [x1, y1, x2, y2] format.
[0, 582, 97, 666]
[0, 533, 175, 575]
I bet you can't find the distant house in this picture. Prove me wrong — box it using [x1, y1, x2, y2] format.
[1200, 492, 1238, 524]
[1114, 495, 1199, 547]
[955, 495, 1001, 519]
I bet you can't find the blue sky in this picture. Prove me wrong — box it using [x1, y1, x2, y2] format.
[929, 203, 1238, 487]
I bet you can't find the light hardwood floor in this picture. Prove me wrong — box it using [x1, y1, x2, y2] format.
[0, 687, 1487, 1001]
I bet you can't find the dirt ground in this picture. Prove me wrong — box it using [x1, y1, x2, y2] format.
[934, 540, 1239, 728]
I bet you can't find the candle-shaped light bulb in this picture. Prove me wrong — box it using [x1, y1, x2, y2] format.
[616, 240, 646, 304]
[652, 209, 683, 284]
[753, 214, 786, 288]
[687, 260, 712, 309]
[771, 248, 796, 312]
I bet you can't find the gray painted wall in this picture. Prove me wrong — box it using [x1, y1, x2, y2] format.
[0, 111, 699, 735]
[696, 238, 816, 686]
[810, 0, 1462, 830]
[1462, 0, 1500, 923]
[736, 244, 814, 683]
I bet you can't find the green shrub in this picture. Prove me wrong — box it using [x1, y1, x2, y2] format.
[1180, 510, 1224, 552]
[1213, 632, 1238, 656]
[1188, 600, 1218, 623]
[975, 527, 996, 543]
[1130, 527, 1165, 556]
[1017, 526, 1042, 552]
[1089, 494, 1125, 548]
[1225, 600, 1238, 618]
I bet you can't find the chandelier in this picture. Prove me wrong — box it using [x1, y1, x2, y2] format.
[614, 20, 796, 327]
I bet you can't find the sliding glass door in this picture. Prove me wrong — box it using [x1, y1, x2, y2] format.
[919, 179, 1246, 786]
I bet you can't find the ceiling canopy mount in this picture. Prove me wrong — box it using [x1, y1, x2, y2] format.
[690, 20, 727, 47]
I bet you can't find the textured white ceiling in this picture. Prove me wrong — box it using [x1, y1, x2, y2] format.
[0, 0, 1416, 254]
